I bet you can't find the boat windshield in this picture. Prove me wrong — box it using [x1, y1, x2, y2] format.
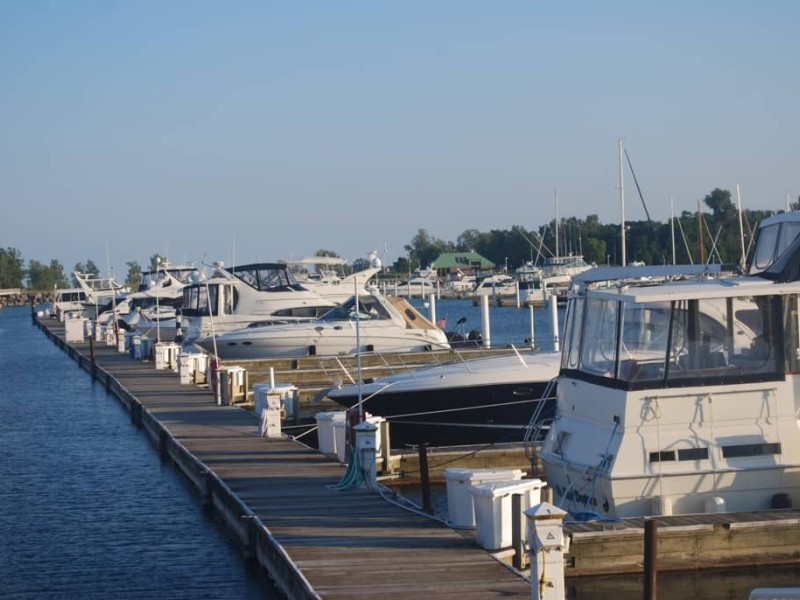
[321, 295, 391, 321]
[563, 292, 795, 389]
[750, 220, 800, 273]
[230, 265, 305, 292]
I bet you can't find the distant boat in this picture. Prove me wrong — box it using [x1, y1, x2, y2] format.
[284, 251, 383, 304]
[471, 273, 518, 298]
[202, 290, 450, 359]
[388, 267, 440, 298]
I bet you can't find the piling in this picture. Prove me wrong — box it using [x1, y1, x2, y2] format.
[644, 518, 658, 600]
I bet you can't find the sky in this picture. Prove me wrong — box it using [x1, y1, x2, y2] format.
[1, 1, 798, 278]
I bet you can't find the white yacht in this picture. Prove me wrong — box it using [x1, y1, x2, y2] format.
[180, 261, 337, 344]
[72, 271, 129, 318]
[97, 261, 201, 341]
[388, 267, 440, 298]
[203, 290, 450, 360]
[472, 273, 518, 298]
[539, 211, 800, 519]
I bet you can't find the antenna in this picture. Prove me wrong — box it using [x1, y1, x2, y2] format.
[619, 139, 626, 266]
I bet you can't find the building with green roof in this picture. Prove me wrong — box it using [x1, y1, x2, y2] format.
[431, 251, 495, 277]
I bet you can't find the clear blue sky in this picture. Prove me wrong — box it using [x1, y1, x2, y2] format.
[2, 1, 798, 276]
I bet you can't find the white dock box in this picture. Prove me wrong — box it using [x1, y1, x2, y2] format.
[178, 352, 208, 385]
[64, 315, 85, 343]
[218, 366, 247, 404]
[470, 478, 545, 550]
[154, 341, 180, 371]
[443, 468, 525, 529]
[315, 411, 347, 455]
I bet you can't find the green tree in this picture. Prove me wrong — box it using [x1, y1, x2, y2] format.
[125, 261, 143, 289]
[404, 229, 448, 273]
[0, 247, 25, 288]
[28, 259, 68, 290]
[149, 254, 166, 271]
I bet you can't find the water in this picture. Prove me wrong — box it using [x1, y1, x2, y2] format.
[0, 306, 280, 599]
[409, 296, 566, 352]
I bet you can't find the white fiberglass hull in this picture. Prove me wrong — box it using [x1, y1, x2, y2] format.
[206, 320, 451, 359]
[540, 376, 800, 518]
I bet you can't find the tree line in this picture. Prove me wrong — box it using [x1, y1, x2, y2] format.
[397, 188, 796, 275]
[0, 253, 165, 291]
[2, 188, 795, 290]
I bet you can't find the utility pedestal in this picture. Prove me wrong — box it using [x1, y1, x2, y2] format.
[353, 420, 379, 488]
[526, 502, 568, 600]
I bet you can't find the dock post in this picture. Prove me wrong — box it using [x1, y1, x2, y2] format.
[480, 295, 491, 349]
[418, 443, 433, 514]
[512, 493, 528, 570]
[644, 518, 658, 600]
[528, 304, 536, 349]
[549, 295, 560, 352]
[89, 335, 97, 381]
[427, 293, 436, 325]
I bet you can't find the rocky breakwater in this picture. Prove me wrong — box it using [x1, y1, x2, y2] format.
[0, 290, 55, 308]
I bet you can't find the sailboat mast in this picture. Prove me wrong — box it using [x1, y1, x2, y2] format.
[697, 198, 706, 264]
[736, 183, 746, 271]
[554, 189, 559, 258]
[618, 139, 626, 266]
[670, 196, 676, 265]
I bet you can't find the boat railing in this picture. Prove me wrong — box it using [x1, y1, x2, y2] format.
[523, 376, 559, 470]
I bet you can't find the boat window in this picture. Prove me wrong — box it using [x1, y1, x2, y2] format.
[569, 292, 784, 389]
[751, 224, 780, 271]
[562, 298, 584, 370]
[181, 284, 219, 316]
[578, 298, 619, 377]
[616, 302, 672, 383]
[785, 295, 800, 373]
[721, 442, 781, 458]
[751, 221, 800, 273]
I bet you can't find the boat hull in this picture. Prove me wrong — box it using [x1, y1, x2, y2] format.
[328, 378, 556, 448]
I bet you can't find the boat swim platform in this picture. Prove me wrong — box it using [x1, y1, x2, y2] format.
[36, 317, 532, 599]
[35, 316, 800, 585]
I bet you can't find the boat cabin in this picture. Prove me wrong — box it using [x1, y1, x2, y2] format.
[540, 245, 800, 518]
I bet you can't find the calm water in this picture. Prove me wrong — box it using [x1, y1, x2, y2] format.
[409, 296, 565, 352]
[0, 306, 280, 599]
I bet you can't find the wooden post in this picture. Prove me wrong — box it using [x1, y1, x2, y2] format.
[512, 493, 528, 570]
[418, 443, 432, 514]
[644, 518, 658, 600]
[89, 335, 97, 381]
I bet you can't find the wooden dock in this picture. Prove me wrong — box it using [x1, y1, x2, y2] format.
[35, 314, 800, 594]
[37, 316, 532, 599]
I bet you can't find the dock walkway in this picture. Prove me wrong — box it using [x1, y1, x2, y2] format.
[37, 317, 531, 599]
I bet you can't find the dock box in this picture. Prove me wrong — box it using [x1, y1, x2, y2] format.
[470, 478, 544, 550]
[443, 468, 525, 529]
